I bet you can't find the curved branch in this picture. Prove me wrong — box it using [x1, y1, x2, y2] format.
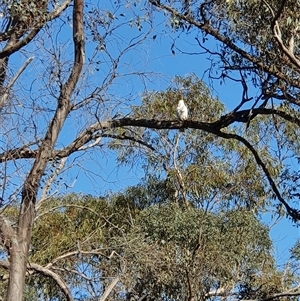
[0, 0, 72, 58]
[29, 263, 74, 301]
[214, 108, 300, 128]
[36, 204, 103, 220]
[1, 107, 300, 162]
[0, 57, 33, 110]
[210, 129, 300, 221]
[149, 0, 300, 89]
[263, 0, 300, 69]
[102, 133, 156, 151]
[45, 249, 118, 269]
[0, 260, 74, 301]
[1, 113, 299, 221]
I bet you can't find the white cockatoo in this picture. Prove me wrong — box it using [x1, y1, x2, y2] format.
[177, 99, 188, 120]
[177, 99, 188, 132]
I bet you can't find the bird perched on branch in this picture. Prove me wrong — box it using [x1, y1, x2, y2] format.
[177, 99, 188, 132]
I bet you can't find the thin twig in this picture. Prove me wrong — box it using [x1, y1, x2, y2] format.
[0, 57, 33, 110]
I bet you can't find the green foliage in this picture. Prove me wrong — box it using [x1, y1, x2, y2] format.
[224, 0, 300, 50]
[291, 239, 300, 261]
[9, 162, 295, 300]
[120, 204, 274, 300]
[110, 75, 282, 213]
[31, 195, 109, 265]
[9, 0, 48, 27]
[1, 72, 292, 300]
[173, 0, 300, 85]
[1, 0, 299, 298]
[134, 75, 225, 121]
[17, 189, 278, 300]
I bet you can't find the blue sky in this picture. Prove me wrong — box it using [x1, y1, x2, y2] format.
[1, 0, 298, 268]
[42, 0, 300, 264]
[58, 0, 299, 264]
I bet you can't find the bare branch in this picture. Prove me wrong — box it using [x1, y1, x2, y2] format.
[36, 204, 101, 220]
[45, 248, 117, 270]
[210, 129, 300, 221]
[29, 263, 74, 301]
[1, 108, 299, 221]
[1, 107, 300, 161]
[0, 0, 72, 58]
[173, 132, 188, 206]
[0, 57, 33, 110]
[99, 276, 120, 301]
[102, 133, 156, 151]
[149, 0, 300, 89]
[6, 1, 85, 299]
[38, 157, 67, 208]
[0, 143, 38, 163]
[0, 260, 73, 301]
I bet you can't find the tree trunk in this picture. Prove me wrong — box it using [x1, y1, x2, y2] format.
[4, 0, 84, 299]
[6, 188, 35, 301]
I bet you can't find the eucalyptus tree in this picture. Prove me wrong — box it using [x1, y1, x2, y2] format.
[1, 0, 300, 300]
[0, 0, 155, 299]
[0, 76, 293, 300]
[23, 195, 279, 301]
[147, 0, 300, 221]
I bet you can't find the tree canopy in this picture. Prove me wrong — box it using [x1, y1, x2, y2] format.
[0, 0, 300, 300]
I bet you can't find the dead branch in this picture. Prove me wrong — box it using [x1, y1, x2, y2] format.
[5, 0, 85, 299]
[38, 157, 67, 208]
